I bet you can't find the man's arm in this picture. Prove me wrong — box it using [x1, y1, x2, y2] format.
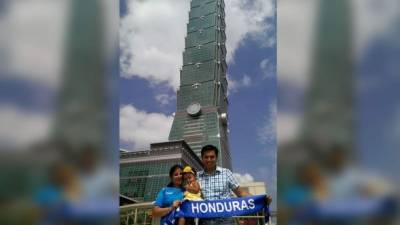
[233, 186, 250, 197]
[234, 187, 273, 205]
[226, 169, 250, 197]
[226, 168, 271, 204]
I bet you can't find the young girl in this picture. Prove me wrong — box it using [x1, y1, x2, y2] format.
[178, 166, 202, 225]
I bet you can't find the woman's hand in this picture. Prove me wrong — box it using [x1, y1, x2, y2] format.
[171, 200, 182, 209]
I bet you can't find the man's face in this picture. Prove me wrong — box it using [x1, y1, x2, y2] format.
[202, 150, 217, 171]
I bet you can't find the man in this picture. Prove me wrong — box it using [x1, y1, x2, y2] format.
[197, 145, 272, 225]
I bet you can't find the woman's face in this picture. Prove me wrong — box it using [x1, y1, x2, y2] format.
[171, 168, 183, 187]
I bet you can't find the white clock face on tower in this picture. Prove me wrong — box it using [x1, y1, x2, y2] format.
[186, 102, 201, 116]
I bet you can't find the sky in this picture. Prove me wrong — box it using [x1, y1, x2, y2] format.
[119, 0, 277, 202]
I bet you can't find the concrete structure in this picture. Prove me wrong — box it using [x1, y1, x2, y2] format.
[239, 182, 267, 196]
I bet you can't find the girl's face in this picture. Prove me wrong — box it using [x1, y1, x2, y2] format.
[171, 168, 183, 187]
[184, 173, 195, 183]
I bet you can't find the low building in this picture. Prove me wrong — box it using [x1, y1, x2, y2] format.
[120, 140, 202, 202]
[240, 182, 267, 195]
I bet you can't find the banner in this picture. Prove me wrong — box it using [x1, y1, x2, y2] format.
[162, 195, 270, 225]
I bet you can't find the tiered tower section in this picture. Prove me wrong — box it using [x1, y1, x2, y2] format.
[169, 0, 231, 169]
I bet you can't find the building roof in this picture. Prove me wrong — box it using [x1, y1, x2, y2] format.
[120, 140, 202, 169]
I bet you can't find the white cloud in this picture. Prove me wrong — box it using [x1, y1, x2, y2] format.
[225, 0, 275, 63]
[2, 0, 69, 88]
[241, 75, 252, 86]
[259, 58, 275, 79]
[120, 0, 275, 90]
[0, 105, 52, 150]
[120, 0, 190, 89]
[120, 104, 173, 150]
[227, 74, 252, 95]
[353, 0, 400, 57]
[226, 74, 237, 95]
[258, 101, 276, 144]
[277, 0, 317, 89]
[233, 173, 254, 185]
[155, 94, 176, 106]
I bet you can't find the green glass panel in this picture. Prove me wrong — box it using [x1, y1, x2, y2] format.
[189, 1, 218, 19]
[191, 0, 224, 9]
[191, 0, 216, 8]
[183, 42, 219, 64]
[181, 60, 216, 85]
[187, 14, 217, 33]
[177, 81, 216, 110]
[186, 27, 223, 48]
[169, 119, 185, 139]
[120, 161, 181, 200]
[190, 0, 225, 8]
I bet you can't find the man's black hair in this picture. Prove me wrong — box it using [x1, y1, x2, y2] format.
[200, 144, 219, 157]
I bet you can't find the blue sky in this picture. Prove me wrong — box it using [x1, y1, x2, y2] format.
[356, 28, 400, 181]
[119, 0, 277, 202]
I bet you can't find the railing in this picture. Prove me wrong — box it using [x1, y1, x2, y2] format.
[120, 202, 156, 225]
[233, 211, 277, 225]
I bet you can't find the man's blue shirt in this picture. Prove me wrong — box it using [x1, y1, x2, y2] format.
[197, 167, 240, 200]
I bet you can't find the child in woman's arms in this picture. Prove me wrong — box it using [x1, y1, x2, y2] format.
[178, 166, 202, 225]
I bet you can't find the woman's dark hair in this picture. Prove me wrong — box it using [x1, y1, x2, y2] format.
[167, 164, 184, 188]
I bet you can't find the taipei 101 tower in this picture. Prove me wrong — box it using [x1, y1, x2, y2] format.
[168, 0, 232, 169]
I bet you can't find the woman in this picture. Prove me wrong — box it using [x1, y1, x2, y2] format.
[152, 164, 184, 225]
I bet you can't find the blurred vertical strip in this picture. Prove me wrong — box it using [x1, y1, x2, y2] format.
[278, 0, 399, 224]
[0, 0, 119, 224]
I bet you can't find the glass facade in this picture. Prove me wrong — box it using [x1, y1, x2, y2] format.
[120, 141, 203, 202]
[169, 0, 231, 169]
[120, 160, 175, 202]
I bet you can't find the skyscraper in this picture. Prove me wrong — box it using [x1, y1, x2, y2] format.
[169, 0, 231, 169]
[301, 0, 353, 152]
[52, 0, 108, 153]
